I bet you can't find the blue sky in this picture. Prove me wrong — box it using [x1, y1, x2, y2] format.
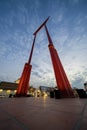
[0, 0, 87, 88]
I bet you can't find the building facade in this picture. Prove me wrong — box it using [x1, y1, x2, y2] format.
[0, 81, 18, 97]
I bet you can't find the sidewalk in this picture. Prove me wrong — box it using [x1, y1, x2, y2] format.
[0, 97, 87, 130]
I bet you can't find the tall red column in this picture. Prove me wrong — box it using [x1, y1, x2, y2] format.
[16, 17, 49, 97]
[45, 25, 74, 98]
[16, 63, 32, 96]
[16, 35, 36, 97]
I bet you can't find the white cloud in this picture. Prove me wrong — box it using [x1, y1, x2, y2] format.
[0, 0, 87, 89]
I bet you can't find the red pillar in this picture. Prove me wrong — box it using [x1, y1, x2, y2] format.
[16, 35, 36, 97]
[16, 17, 49, 97]
[16, 63, 32, 96]
[45, 25, 74, 98]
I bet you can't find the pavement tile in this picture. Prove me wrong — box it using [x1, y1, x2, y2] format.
[0, 97, 87, 130]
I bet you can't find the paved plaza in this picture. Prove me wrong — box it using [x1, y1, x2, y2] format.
[0, 97, 87, 130]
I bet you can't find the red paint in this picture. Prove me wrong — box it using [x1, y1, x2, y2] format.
[16, 63, 32, 96]
[16, 35, 36, 96]
[45, 25, 74, 98]
[33, 17, 50, 35]
[16, 17, 74, 98]
[16, 18, 49, 97]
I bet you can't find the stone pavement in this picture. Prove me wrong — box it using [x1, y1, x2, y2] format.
[0, 97, 87, 130]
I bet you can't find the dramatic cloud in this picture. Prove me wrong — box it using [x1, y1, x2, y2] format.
[0, 0, 87, 89]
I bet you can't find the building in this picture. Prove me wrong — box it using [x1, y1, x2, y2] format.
[0, 81, 18, 97]
[39, 86, 54, 97]
[0, 81, 36, 97]
[15, 78, 20, 84]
